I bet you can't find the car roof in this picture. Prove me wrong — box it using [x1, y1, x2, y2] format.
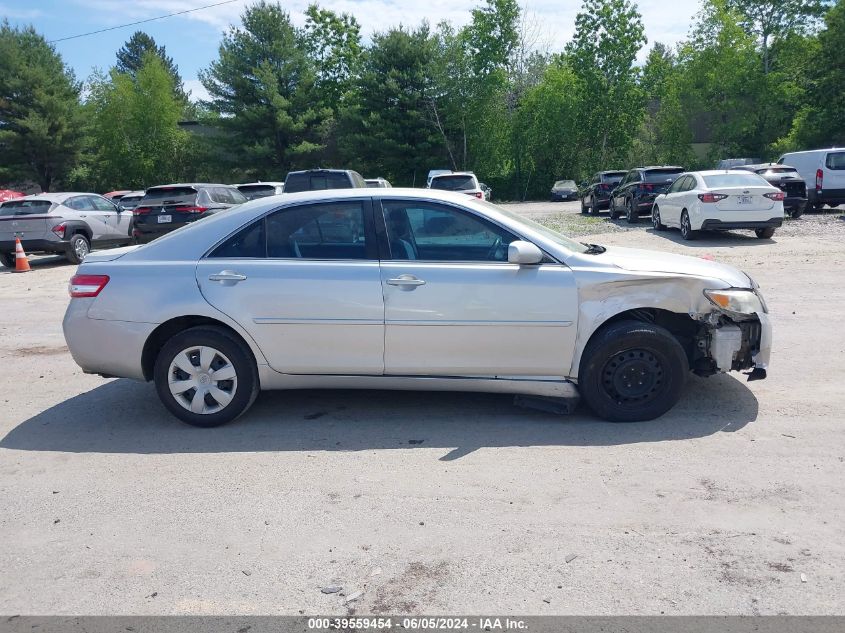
[431, 171, 476, 178]
[13, 192, 101, 203]
[237, 182, 285, 187]
[741, 163, 796, 170]
[287, 169, 351, 175]
[120, 190, 146, 196]
[145, 183, 235, 189]
[634, 165, 685, 171]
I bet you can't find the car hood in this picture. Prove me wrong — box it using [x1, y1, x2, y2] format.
[598, 245, 750, 287]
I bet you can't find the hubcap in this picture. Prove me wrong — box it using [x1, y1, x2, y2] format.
[682, 215, 690, 235]
[653, 208, 660, 228]
[168, 345, 238, 415]
[75, 240, 89, 259]
[601, 349, 665, 406]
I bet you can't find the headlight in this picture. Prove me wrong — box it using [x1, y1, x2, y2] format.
[704, 289, 767, 315]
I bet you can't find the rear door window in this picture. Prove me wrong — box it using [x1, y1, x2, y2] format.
[66, 196, 95, 211]
[238, 185, 276, 200]
[89, 196, 116, 211]
[266, 201, 369, 259]
[826, 152, 845, 170]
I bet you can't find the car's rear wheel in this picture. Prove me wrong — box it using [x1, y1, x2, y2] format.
[154, 326, 259, 427]
[755, 227, 776, 239]
[680, 210, 697, 240]
[625, 198, 637, 223]
[608, 197, 618, 220]
[0, 251, 14, 269]
[652, 205, 666, 231]
[66, 234, 90, 264]
[579, 320, 688, 422]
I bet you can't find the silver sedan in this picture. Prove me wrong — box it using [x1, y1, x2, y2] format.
[63, 189, 771, 427]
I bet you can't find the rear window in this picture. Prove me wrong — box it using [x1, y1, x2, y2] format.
[284, 171, 352, 193]
[601, 172, 626, 183]
[0, 200, 53, 216]
[141, 187, 198, 205]
[826, 152, 845, 170]
[644, 169, 684, 183]
[238, 185, 277, 200]
[430, 174, 478, 191]
[703, 173, 769, 188]
[759, 167, 799, 176]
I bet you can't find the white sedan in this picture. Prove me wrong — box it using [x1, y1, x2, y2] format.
[652, 170, 785, 240]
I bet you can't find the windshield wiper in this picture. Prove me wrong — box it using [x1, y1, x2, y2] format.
[582, 243, 606, 254]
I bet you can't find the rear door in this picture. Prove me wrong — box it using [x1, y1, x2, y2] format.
[0, 199, 55, 242]
[823, 151, 845, 194]
[89, 194, 127, 239]
[196, 198, 385, 374]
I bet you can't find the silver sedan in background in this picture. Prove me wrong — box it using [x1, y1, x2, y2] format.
[63, 189, 771, 427]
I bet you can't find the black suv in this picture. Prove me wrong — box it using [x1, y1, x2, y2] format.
[132, 183, 247, 243]
[284, 169, 367, 193]
[734, 163, 807, 218]
[610, 166, 685, 223]
[579, 170, 627, 214]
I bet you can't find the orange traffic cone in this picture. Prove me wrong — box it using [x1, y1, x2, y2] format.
[13, 236, 31, 273]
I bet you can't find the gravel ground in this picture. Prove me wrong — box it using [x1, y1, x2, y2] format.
[1, 201, 843, 616]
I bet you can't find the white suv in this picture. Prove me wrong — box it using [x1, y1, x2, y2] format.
[428, 172, 484, 199]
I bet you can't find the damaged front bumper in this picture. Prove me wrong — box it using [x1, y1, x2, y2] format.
[694, 311, 771, 380]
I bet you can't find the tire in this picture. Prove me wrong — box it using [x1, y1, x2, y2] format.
[580, 197, 588, 214]
[66, 233, 90, 264]
[652, 205, 666, 231]
[153, 326, 259, 427]
[578, 320, 688, 422]
[625, 198, 637, 223]
[755, 227, 775, 239]
[0, 251, 14, 269]
[790, 204, 804, 219]
[680, 210, 697, 241]
[590, 196, 601, 215]
[608, 197, 618, 220]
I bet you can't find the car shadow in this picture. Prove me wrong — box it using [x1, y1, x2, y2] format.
[0, 373, 758, 459]
[650, 228, 773, 247]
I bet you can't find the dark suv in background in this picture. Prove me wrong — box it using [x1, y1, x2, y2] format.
[283, 169, 367, 193]
[132, 183, 247, 243]
[610, 166, 685, 223]
[734, 163, 807, 218]
[579, 170, 627, 214]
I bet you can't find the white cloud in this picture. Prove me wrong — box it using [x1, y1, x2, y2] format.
[0, 3, 45, 19]
[183, 78, 211, 102]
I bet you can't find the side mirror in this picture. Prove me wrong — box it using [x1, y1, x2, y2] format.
[508, 240, 543, 265]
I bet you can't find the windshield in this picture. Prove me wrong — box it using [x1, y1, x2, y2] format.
[704, 173, 769, 188]
[430, 175, 477, 191]
[238, 185, 277, 200]
[476, 200, 589, 254]
[0, 199, 53, 215]
[645, 169, 684, 183]
[553, 180, 576, 188]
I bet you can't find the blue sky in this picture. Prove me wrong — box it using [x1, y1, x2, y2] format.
[1, 0, 701, 101]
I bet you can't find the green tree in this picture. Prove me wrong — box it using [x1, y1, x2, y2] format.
[565, 0, 647, 172]
[725, 0, 829, 72]
[338, 25, 444, 184]
[303, 4, 362, 106]
[778, 0, 845, 148]
[0, 21, 82, 191]
[116, 31, 185, 97]
[86, 53, 189, 189]
[199, 1, 331, 178]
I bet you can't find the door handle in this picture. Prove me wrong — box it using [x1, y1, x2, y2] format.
[208, 271, 247, 283]
[386, 275, 426, 289]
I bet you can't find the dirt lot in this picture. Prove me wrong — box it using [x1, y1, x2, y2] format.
[1, 202, 844, 615]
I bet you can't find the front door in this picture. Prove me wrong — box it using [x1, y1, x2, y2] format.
[196, 198, 385, 375]
[378, 199, 579, 377]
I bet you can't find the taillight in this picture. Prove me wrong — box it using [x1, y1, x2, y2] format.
[51, 223, 66, 238]
[173, 205, 209, 213]
[698, 193, 729, 203]
[69, 274, 110, 298]
[816, 168, 823, 192]
[133, 206, 152, 215]
[764, 191, 785, 201]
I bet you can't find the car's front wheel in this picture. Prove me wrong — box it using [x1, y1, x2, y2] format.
[579, 320, 688, 422]
[154, 326, 259, 427]
[608, 197, 618, 219]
